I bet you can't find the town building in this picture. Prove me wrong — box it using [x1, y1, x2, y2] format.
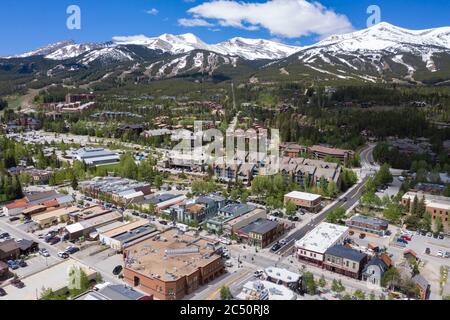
[402, 192, 450, 230]
[284, 191, 322, 213]
[263, 267, 301, 292]
[32, 206, 80, 228]
[236, 219, 284, 249]
[2, 190, 72, 217]
[412, 274, 430, 300]
[295, 222, 349, 267]
[0, 239, 20, 262]
[237, 280, 297, 300]
[99, 220, 156, 251]
[70, 148, 120, 167]
[346, 215, 389, 236]
[206, 203, 257, 233]
[65, 211, 123, 241]
[79, 177, 152, 205]
[75, 284, 153, 300]
[323, 245, 368, 279]
[140, 193, 187, 215]
[224, 208, 268, 235]
[362, 254, 392, 287]
[123, 229, 225, 300]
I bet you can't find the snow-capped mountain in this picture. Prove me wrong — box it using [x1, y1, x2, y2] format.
[276, 22, 450, 82]
[6, 40, 76, 59]
[112, 33, 301, 60]
[2, 22, 450, 84]
[214, 37, 300, 60]
[45, 43, 105, 60]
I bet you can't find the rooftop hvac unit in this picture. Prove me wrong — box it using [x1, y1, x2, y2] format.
[165, 247, 199, 256]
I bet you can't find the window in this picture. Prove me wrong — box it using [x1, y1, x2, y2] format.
[352, 263, 356, 269]
[133, 276, 140, 287]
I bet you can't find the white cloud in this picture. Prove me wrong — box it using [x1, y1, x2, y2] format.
[185, 0, 354, 38]
[178, 18, 214, 27]
[146, 8, 159, 15]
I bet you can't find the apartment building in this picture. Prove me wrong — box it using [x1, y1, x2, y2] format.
[346, 215, 389, 236]
[402, 192, 450, 230]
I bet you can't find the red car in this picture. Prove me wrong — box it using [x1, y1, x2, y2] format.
[401, 235, 412, 241]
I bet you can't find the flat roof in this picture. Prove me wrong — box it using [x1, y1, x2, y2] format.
[102, 219, 150, 238]
[239, 218, 278, 235]
[348, 215, 389, 228]
[238, 280, 296, 300]
[285, 191, 322, 202]
[295, 222, 348, 254]
[124, 229, 220, 282]
[264, 267, 301, 283]
[33, 206, 79, 222]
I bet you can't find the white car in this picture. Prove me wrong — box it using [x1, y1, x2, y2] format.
[254, 270, 264, 277]
[279, 239, 288, 246]
[39, 249, 50, 257]
[437, 250, 444, 257]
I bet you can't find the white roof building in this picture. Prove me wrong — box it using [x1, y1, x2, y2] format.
[284, 191, 322, 202]
[264, 267, 301, 284]
[295, 222, 349, 254]
[237, 280, 297, 301]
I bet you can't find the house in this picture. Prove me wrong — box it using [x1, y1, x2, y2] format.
[295, 222, 349, 267]
[412, 274, 430, 300]
[236, 219, 284, 249]
[284, 191, 322, 213]
[0, 239, 20, 262]
[362, 254, 392, 287]
[346, 215, 389, 236]
[323, 245, 368, 279]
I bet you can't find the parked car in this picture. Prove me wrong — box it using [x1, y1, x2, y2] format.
[437, 250, 444, 258]
[359, 233, 366, 239]
[112, 265, 123, 275]
[0, 288, 6, 296]
[444, 252, 450, 259]
[58, 252, 69, 259]
[288, 216, 299, 221]
[438, 234, 445, 240]
[11, 279, 25, 289]
[225, 261, 233, 268]
[0, 232, 10, 239]
[159, 220, 168, 225]
[254, 270, 264, 277]
[401, 235, 412, 241]
[65, 246, 80, 255]
[18, 260, 27, 268]
[425, 248, 431, 255]
[39, 249, 50, 257]
[279, 239, 287, 246]
[7, 260, 19, 270]
[397, 238, 408, 244]
[426, 232, 433, 237]
[48, 237, 61, 245]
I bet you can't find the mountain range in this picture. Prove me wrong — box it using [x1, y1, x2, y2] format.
[2, 22, 450, 87]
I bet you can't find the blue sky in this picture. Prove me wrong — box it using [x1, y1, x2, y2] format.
[0, 0, 449, 56]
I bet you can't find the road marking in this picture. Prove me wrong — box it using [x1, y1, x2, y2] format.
[206, 270, 251, 300]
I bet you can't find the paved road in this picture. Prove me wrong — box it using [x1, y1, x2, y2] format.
[277, 175, 371, 256]
[275, 144, 376, 256]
